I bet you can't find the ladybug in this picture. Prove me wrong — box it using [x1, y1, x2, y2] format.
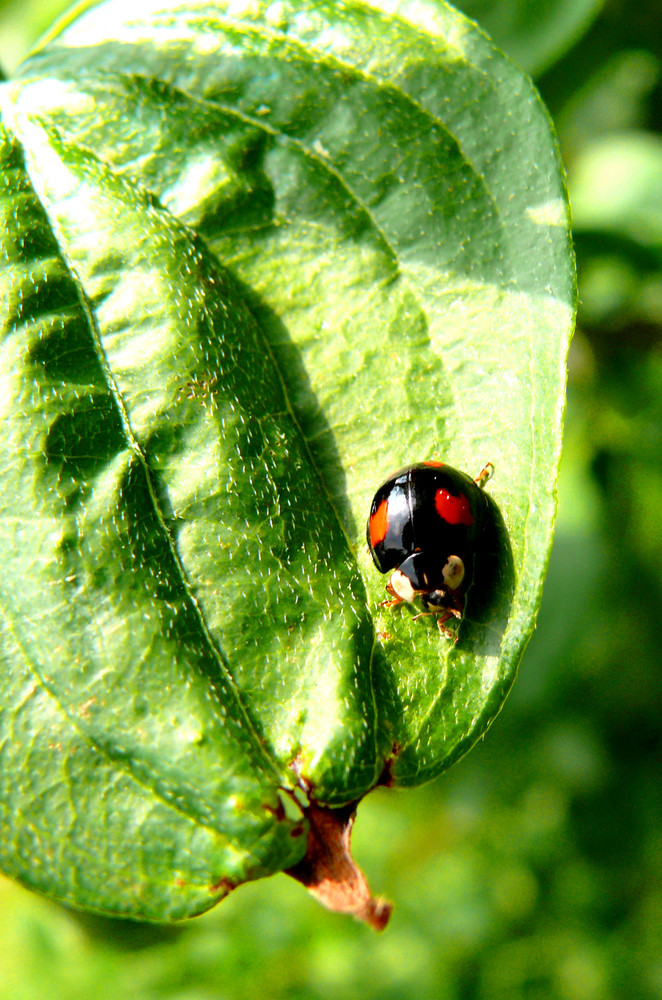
[366, 461, 494, 637]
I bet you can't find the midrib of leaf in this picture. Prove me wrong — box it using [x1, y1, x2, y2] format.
[208, 205, 386, 788]
[88, 270, 289, 786]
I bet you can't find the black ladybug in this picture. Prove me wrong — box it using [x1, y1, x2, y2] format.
[366, 461, 494, 637]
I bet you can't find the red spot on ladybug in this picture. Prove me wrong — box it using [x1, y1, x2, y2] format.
[434, 488, 474, 526]
[369, 497, 389, 549]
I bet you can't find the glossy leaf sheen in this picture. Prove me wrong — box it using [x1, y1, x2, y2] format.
[0, 0, 574, 920]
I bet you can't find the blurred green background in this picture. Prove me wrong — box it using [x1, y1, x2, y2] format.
[1, 0, 661, 997]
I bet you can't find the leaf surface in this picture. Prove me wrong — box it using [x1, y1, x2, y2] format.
[0, 0, 575, 920]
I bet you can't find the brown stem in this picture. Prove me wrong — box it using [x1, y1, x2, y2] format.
[285, 801, 392, 931]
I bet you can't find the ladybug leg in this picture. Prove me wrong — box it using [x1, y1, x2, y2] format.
[380, 596, 404, 609]
[434, 610, 461, 641]
[380, 579, 404, 609]
[412, 607, 461, 623]
[474, 462, 494, 488]
[411, 608, 461, 642]
[411, 610, 435, 623]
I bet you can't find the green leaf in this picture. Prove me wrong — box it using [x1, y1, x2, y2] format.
[0, 0, 574, 924]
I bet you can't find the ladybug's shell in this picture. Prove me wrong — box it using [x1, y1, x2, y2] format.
[366, 463, 488, 594]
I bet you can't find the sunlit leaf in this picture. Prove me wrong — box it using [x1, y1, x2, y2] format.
[0, 0, 574, 922]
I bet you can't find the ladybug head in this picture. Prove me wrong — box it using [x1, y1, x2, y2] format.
[386, 551, 466, 607]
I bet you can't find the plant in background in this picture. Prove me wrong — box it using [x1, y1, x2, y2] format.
[0, 0, 574, 928]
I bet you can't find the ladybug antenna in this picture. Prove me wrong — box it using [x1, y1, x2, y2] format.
[474, 462, 494, 488]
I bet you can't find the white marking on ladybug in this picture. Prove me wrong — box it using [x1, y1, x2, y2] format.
[388, 568, 418, 604]
[441, 555, 465, 590]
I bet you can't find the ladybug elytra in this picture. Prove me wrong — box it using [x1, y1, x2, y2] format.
[366, 461, 494, 638]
